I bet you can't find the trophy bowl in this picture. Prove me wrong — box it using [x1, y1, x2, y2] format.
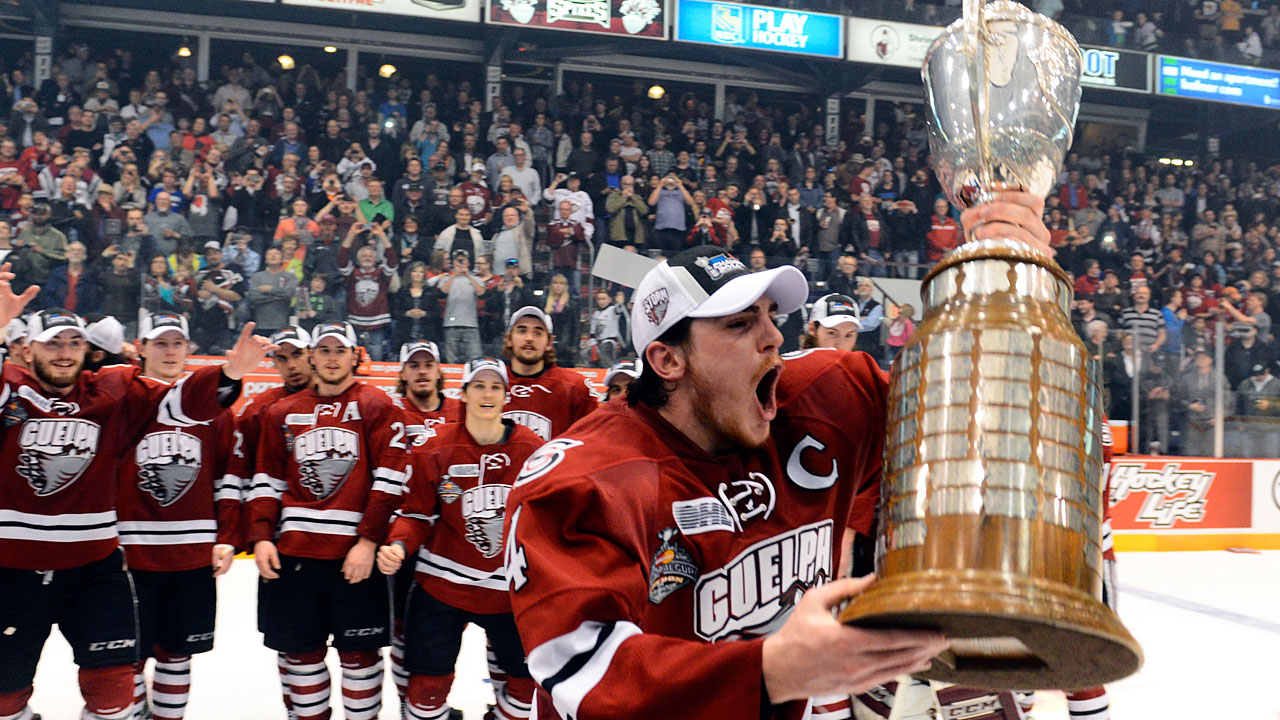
[838, 0, 1142, 691]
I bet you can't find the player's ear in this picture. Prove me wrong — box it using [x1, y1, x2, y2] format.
[645, 341, 686, 383]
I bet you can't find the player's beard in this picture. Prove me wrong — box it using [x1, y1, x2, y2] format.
[315, 363, 354, 387]
[31, 354, 82, 390]
[686, 354, 775, 451]
[408, 381, 437, 403]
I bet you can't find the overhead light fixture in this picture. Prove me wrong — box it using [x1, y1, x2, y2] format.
[1158, 158, 1171, 164]
[323, 45, 338, 53]
[647, 84, 665, 99]
[379, 64, 397, 78]
[277, 54, 295, 70]
[178, 45, 192, 58]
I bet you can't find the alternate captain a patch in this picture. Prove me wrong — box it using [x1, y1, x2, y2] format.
[648, 527, 699, 604]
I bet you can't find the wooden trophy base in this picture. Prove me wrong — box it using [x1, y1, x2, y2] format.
[838, 569, 1142, 691]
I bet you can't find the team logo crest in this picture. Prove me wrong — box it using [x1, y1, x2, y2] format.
[17, 419, 101, 497]
[462, 482, 512, 558]
[872, 25, 900, 60]
[694, 253, 746, 281]
[136, 430, 203, 507]
[642, 288, 669, 326]
[648, 527, 699, 604]
[293, 427, 360, 500]
[354, 277, 380, 308]
[438, 478, 462, 504]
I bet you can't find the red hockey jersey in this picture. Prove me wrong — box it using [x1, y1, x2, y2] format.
[227, 385, 303, 496]
[504, 349, 888, 720]
[389, 420, 543, 615]
[117, 410, 240, 572]
[0, 364, 231, 570]
[402, 395, 463, 446]
[247, 381, 410, 559]
[502, 364, 597, 441]
[1101, 419, 1115, 562]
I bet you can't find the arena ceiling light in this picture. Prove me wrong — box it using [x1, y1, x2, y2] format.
[177, 45, 192, 58]
[379, 64, 397, 78]
[323, 46, 338, 53]
[1158, 157, 1194, 167]
[647, 84, 665, 99]
[277, 55, 295, 70]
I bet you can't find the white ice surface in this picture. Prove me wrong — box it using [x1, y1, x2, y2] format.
[27, 551, 1280, 719]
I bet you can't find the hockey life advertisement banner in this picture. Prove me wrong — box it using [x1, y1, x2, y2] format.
[184, 356, 608, 408]
[282, 0, 483, 22]
[674, 0, 845, 59]
[486, 0, 669, 39]
[1109, 458, 1253, 530]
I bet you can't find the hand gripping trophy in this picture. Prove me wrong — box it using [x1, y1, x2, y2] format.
[838, 0, 1143, 691]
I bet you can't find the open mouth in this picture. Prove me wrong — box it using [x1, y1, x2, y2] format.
[755, 366, 780, 420]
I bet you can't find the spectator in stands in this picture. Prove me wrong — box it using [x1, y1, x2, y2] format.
[142, 191, 192, 258]
[35, 240, 95, 312]
[275, 198, 319, 245]
[359, 177, 394, 231]
[852, 276, 884, 359]
[1237, 362, 1280, 416]
[1225, 324, 1275, 388]
[337, 223, 398, 360]
[190, 241, 245, 354]
[391, 261, 437, 348]
[566, 131, 601, 177]
[485, 135, 514, 184]
[1177, 348, 1226, 456]
[227, 167, 275, 245]
[605, 175, 649, 250]
[17, 202, 66, 287]
[649, 172, 694, 255]
[437, 250, 486, 362]
[246, 246, 298, 337]
[543, 172, 593, 231]
[541, 273, 580, 363]
[1224, 290, 1272, 341]
[1119, 285, 1167, 358]
[435, 206, 483, 261]
[849, 194, 891, 276]
[503, 148, 541, 208]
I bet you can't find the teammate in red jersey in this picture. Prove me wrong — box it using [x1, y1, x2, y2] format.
[501, 306, 597, 441]
[389, 339, 462, 703]
[224, 325, 315, 720]
[248, 321, 411, 720]
[503, 193, 1054, 720]
[397, 341, 462, 446]
[116, 312, 241, 720]
[0, 262, 272, 720]
[600, 359, 641, 403]
[378, 358, 544, 720]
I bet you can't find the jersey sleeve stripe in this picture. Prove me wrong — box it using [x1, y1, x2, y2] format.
[528, 620, 643, 720]
[215, 474, 244, 502]
[414, 549, 507, 589]
[246, 472, 287, 501]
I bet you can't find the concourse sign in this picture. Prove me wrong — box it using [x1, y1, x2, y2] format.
[1158, 55, 1280, 109]
[674, 0, 844, 59]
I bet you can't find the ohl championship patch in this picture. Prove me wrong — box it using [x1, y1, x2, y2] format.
[648, 527, 699, 604]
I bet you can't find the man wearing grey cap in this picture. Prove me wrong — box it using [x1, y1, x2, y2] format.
[503, 193, 1054, 720]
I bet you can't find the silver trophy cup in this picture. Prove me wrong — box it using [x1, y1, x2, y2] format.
[838, 0, 1142, 691]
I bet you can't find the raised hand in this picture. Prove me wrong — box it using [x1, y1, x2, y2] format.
[0, 263, 39, 328]
[960, 191, 1054, 258]
[223, 322, 278, 380]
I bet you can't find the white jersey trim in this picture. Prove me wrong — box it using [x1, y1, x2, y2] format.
[279, 507, 363, 536]
[156, 375, 209, 428]
[118, 519, 218, 546]
[528, 619, 643, 720]
[0, 509, 119, 542]
[246, 472, 287, 501]
[414, 549, 507, 590]
[215, 474, 243, 502]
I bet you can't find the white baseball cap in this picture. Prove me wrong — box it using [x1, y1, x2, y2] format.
[311, 322, 358, 348]
[630, 245, 807, 354]
[269, 327, 311, 353]
[5, 317, 27, 345]
[461, 357, 509, 386]
[86, 317, 125, 354]
[399, 340, 441, 363]
[809, 294, 862, 329]
[508, 305, 554, 335]
[139, 312, 190, 341]
[603, 358, 643, 387]
[26, 309, 90, 344]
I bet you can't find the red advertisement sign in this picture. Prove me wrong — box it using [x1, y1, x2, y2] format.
[487, 0, 668, 39]
[1109, 459, 1253, 530]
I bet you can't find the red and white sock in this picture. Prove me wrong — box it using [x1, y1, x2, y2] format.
[810, 695, 854, 720]
[337, 650, 382, 720]
[277, 653, 297, 718]
[1066, 686, 1110, 720]
[284, 649, 332, 720]
[150, 650, 192, 719]
[80, 665, 135, 720]
[405, 674, 453, 720]
[390, 620, 409, 701]
[0, 686, 35, 720]
[131, 660, 148, 719]
[492, 677, 534, 720]
[485, 641, 509, 704]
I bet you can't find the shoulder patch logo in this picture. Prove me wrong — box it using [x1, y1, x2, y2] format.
[642, 287, 670, 326]
[648, 527, 699, 604]
[514, 438, 584, 487]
